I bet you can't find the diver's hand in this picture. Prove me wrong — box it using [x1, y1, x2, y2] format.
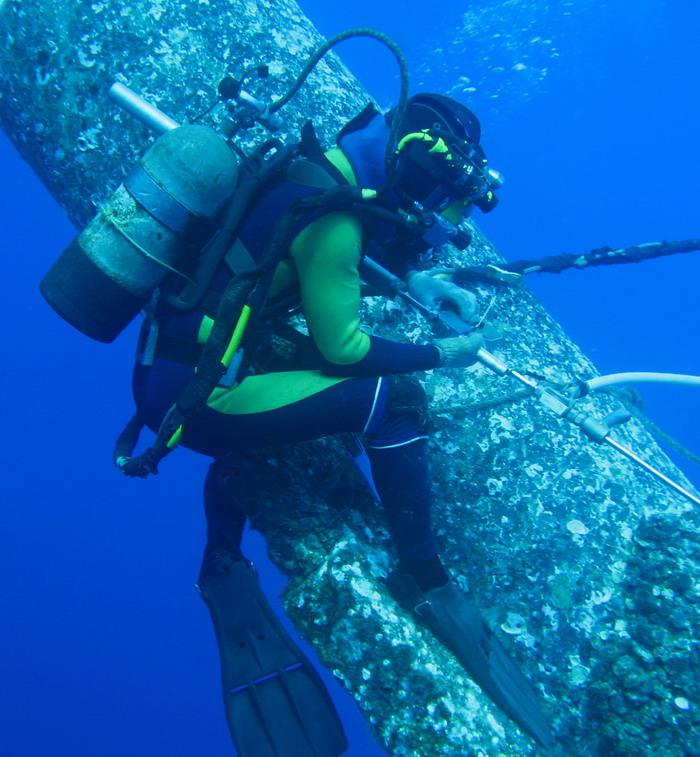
[406, 270, 477, 323]
[435, 333, 485, 368]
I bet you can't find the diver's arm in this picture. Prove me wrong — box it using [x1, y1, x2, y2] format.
[405, 269, 478, 323]
[291, 211, 441, 377]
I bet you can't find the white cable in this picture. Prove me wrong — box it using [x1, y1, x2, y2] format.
[586, 372, 700, 393]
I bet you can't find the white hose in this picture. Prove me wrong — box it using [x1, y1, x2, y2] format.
[586, 372, 700, 393]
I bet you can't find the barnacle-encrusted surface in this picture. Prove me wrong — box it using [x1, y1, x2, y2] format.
[2, 1, 699, 754]
[0, 0, 365, 226]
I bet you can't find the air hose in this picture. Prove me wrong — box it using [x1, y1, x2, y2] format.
[574, 372, 700, 469]
[268, 27, 410, 174]
[473, 349, 700, 507]
[580, 372, 700, 394]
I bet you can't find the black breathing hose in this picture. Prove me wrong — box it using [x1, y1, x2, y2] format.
[268, 27, 410, 175]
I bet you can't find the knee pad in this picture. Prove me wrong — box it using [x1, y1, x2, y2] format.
[387, 375, 431, 432]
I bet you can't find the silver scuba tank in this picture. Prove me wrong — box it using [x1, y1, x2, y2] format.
[40, 124, 239, 343]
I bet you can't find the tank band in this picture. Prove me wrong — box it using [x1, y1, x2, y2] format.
[124, 165, 217, 247]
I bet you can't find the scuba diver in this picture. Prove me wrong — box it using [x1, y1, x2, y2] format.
[126, 93, 554, 753]
[39, 30, 553, 743]
[36, 25, 700, 753]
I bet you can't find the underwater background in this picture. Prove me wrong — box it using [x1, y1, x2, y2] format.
[1, 0, 698, 755]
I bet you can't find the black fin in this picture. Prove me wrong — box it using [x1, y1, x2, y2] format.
[199, 552, 348, 757]
[388, 572, 554, 749]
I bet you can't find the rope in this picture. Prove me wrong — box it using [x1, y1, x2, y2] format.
[434, 380, 700, 467]
[600, 388, 700, 467]
[433, 386, 533, 418]
[452, 239, 700, 288]
[508, 239, 700, 276]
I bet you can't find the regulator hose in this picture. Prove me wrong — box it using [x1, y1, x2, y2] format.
[269, 27, 410, 174]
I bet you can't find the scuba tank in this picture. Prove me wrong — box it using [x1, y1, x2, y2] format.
[38, 28, 413, 346]
[40, 124, 239, 343]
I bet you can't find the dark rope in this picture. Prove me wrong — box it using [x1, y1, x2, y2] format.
[508, 239, 700, 275]
[433, 387, 533, 418]
[452, 239, 700, 287]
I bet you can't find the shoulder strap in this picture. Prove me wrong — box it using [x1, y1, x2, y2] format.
[336, 102, 381, 143]
[298, 120, 349, 187]
[286, 158, 339, 190]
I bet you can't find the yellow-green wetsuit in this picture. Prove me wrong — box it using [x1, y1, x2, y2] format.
[132, 146, 442, 567]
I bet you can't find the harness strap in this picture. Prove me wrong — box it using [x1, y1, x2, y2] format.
[224, 238, 259, 276]
[298, 120, 349, 187]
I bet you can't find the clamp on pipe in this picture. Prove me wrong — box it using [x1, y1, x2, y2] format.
[475, 348, 700, 507]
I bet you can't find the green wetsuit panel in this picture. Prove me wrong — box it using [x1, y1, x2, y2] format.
[290, 211, 371, 366]
[205, 150, 371, 416]
[208, 371, 349, 415]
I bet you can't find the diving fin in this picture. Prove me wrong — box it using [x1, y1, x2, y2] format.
[198, 551, 348, 757]
[388, 571, 554, 749]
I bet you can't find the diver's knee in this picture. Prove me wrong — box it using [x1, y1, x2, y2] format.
[386, 375, 430, 432]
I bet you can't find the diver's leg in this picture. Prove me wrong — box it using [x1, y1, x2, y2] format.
[198, 460, 348, 757]
[195, 372, 448, 588]
[184, 372, 383, 456]
[362, 375, 449, 590]
[366, 440, 449, 591]
[202, 459, 247, 559]
[366, 379, 554, 748]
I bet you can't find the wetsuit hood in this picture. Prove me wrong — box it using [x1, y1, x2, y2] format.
[337, 105, 433, 275]
[337, 105, 392, 193]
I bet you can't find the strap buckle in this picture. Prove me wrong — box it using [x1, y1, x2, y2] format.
[218, 348, 245, 389]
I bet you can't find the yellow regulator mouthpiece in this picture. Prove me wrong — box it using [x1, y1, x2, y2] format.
[396, 130, 435, 154]
[396, 130, 453, 162]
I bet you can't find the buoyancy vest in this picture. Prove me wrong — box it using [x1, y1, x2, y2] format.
[133, 113, 431, 426]
[132, 149, 355, 428]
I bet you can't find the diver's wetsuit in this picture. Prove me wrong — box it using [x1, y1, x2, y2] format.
[133, 146, 443, 569]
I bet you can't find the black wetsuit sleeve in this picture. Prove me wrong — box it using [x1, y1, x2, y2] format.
[315, 335, 441, 377]
[290, 211, 441, 377]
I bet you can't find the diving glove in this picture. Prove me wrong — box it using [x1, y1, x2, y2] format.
[406, 270, 478, 322]
[435, 333, 484, 367]
[388, 570, 554, 748]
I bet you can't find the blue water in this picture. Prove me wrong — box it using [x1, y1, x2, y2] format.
[1, 1, 698, 755]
